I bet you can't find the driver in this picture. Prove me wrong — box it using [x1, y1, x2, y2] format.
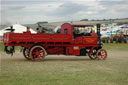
[36, 28, 40, 33]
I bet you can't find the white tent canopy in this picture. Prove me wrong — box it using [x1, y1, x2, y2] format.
[0, 31, 2, 36]
[0, 24, 36, 36]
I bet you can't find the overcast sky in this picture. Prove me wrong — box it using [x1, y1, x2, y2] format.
[1, 0, 128, 25]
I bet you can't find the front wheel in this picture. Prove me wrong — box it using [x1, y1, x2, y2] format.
[29, 45, 46, 61]
[96, 49, 107, 60]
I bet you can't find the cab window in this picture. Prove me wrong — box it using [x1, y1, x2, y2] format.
[64, 29, 68, 34]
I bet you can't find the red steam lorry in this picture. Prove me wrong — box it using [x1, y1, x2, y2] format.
[3, 23, 107, 61]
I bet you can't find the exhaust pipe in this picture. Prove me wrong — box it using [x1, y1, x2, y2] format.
[96, 24, 102, 45]
[96, 24, 101, 36]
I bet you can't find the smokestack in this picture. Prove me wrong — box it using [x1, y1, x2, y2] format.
[97, 24, 101, 35]
[96, 24, 101, 44]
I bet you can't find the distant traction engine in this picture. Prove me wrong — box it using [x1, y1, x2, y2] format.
[3, 23, 107, 61]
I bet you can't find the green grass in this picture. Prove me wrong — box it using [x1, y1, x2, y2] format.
[0, 42, 128, 85]
[103, 43, 128, 51]
[0, 42, 4, 51]
[1, 51, 128, 85]
[0, 42, 20, 51]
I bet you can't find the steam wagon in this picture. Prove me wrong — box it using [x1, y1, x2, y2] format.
[3, 23, 107, 61]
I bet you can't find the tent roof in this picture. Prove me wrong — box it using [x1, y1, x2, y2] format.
[0, 31, 2, 36]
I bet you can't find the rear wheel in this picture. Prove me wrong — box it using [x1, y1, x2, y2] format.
[96, 49, 107, 60]
[89, 49, 97, 60]
[29, 45, 46, 61]
[23, 47, 31, 60]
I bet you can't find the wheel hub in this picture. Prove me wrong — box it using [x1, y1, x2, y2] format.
[30, 45, 46, 61]
[97, 49, 107, 60]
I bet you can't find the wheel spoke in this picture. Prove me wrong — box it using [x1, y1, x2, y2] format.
[30, 45, 46, 61]
[23, 48, 31, 60]
[35, 49, 38, 52]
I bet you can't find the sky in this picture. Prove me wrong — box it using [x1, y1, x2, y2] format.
[1, 0, 128, 25]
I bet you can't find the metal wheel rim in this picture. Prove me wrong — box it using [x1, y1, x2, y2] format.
[97, 49, 107, 60]
[30, 46, 46, 61]
[23, 48, 31, 60]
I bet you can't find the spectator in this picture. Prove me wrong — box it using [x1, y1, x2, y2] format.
[26, 27, 31, 34]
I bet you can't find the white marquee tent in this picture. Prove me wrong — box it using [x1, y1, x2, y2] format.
[0, 24, 36, 36]
[0, 24, 36, 40]
[0, 31, 2, 40]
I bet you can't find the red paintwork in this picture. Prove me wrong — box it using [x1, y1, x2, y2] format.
[30, 45, 46, 61]
[3, 23, 100, 56]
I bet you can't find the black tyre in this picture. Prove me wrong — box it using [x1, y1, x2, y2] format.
[89, 49, 97, 60]
[23, 47, 31, 60]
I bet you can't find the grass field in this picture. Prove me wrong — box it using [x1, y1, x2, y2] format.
[104, 43, 128, 51]
[0, 42, 128, 85]
[0, 42, 4, 51]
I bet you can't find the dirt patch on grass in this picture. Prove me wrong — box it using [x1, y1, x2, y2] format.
[0, 50, 128, 61]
